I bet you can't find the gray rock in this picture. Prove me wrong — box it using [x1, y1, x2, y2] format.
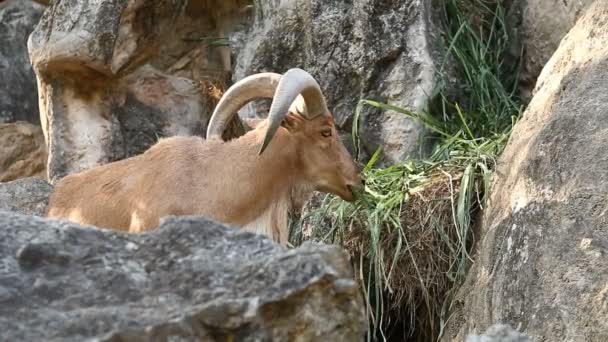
[0, 177, 52, 216]
[27, 0, 246, 182]
[443, 2, 608, 341]
[27, 0, 187, 182]
[0, 0, 45, 124]
[0, 211, 366, 341]
[466, 324, 531, 342]
[506, 0, 595, 98]
[233, 0, 443, 164]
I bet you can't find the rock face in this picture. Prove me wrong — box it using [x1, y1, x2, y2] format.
[443, 2, 608, 341]
[507, 0, 595, 97]
[27, 0, 445, 179]
[28, 0, 249, 182]
[0, 211, 366, 341]
[0, 0, 44, 124]
[0, 177, 52, 216]
[0, 121, 46, 182]
[233, 0, 442, 164]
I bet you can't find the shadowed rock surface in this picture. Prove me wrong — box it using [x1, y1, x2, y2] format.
[0, 212, 365, 341]
[443, 2, 608, 341]
[0, 177, 51, 216]
[506, 0, 595, 97]
[0, 122, 46, 182]
[0, 0, 44, 124]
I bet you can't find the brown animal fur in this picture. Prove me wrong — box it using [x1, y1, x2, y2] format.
[46, 112, 362, 244]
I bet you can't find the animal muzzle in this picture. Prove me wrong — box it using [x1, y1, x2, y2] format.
[345, 178, 365, 201]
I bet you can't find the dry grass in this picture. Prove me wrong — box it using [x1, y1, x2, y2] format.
[295, 150, 490, 341]
[198, 78, 246, 140]
[346, 170, 467, 339]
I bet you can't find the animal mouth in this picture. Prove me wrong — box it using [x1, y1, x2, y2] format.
[344, 184, 364, 201]
[317, 181, 363, 202]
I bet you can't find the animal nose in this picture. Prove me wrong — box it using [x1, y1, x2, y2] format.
[356, 162, 365, 173]
[347, 180, 366, 198]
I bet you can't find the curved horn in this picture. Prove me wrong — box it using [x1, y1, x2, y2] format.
[259, 68, 329, 155]
[206, 72, 283, 139]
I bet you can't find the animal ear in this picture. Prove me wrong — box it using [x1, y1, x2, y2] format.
[281, 112, 304, 132]
[241, 117, 265, 130]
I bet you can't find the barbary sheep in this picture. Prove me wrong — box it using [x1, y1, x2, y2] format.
[46, 68, 364, 245]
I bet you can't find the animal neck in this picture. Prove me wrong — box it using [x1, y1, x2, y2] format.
[235, 127, 303, 186]
[216, 128, 307, 244]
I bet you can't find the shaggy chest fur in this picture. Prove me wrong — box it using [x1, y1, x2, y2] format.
[241, 191, 292, 245]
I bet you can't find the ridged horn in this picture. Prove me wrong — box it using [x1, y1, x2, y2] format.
[206, 72, 283, 139]
[259, 68, 329, 155]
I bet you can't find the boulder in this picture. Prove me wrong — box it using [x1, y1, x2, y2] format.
[0, 121, 46, 182]
[0, 0, 44, 124]
[27, 0, 248, 182]
[233, 0, 444, 164]
[0, 177, 51, 216]
[443, 2, 608, 341]
[0, 211, 366, 341]
[506, 0, 595, 97]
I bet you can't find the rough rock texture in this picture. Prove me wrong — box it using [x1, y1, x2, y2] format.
[233, 0, 443, 164]
[466, 324, 531, 342]
[506, 0, 595, 97]
[0, 121, 46, 182]
[28, 0, 249, 182]
[27, 0, 445, 178]
[0, 177, 51, 216]
[0, 212, 366, 341]
[0, 0, 44, 124]
[443, 2, 608, 341]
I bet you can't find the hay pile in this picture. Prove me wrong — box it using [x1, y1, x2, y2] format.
[295, 156, 485, 341]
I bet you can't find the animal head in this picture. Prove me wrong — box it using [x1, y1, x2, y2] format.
[206, 68, 363, 201]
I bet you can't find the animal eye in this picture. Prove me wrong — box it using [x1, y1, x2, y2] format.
[321, 129, 332, 137]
